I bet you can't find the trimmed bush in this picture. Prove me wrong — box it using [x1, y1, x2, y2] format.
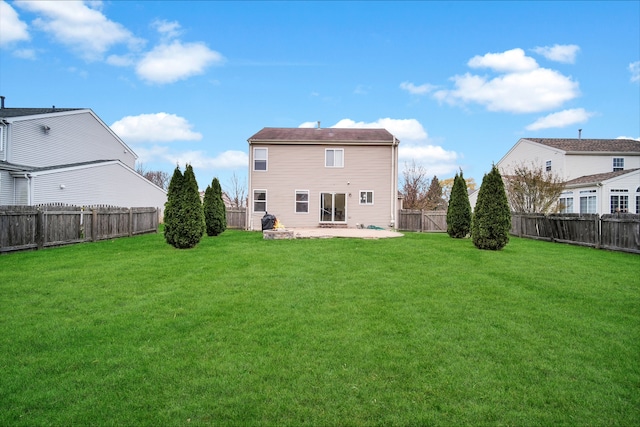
[472, 164, 511, 250]
[446, 171, 472, 238]
[204, 177, 227, 236]
[164, 164, 205, 249]
[163, 166, 184, 247]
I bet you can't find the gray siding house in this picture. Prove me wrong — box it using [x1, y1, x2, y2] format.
[0, 98, 167, 211]
[247, 127, 400, 230]
[469, 138, 640, 214]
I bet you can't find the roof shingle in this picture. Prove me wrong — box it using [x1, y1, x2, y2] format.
[525, 138, 640, 153]
[248, 127, 398, 143]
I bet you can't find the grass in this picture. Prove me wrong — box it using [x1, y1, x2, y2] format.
[0, 230, 638, 426]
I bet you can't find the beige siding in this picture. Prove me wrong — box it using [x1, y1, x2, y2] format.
[249, 144, 396, 229]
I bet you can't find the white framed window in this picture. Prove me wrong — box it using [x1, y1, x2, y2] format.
[545, 160, 552, 172]
[295, 190, 309, 213]
[254, 147, 267, 171]
[579, 190, 596, 214]
[610, 189, 629, 213]
[559, 196, 573, 213]
[253, 189, 267, 212]
[636, 187, 640, 214]
[613, 157, 624, 172]
[325, 148, 344, 168]
[359, 190, 374, 205]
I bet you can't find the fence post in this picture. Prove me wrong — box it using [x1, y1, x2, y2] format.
[421, 209, 424, 232]
[129, 208, 133, 236]
[92, 209, 97, 241]
[595, 214, 601, 249]
[36, 209, 45, 250]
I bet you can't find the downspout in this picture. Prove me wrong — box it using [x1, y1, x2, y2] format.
[390, 137, 398, 228]
[247, 139, 253, 230]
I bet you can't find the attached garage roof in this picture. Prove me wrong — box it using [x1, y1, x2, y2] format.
[248, 127, 398, 144]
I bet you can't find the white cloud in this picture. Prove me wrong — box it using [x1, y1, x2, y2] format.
[135, 40, 224, 84]
[152, 19, 182, 41]
[111, 113, 202, 143]
[16, 0, 144, 61]
[0, 0, 30, 46]
[13, 48, 36, 59]
[298, 121, 318, 128]
[332, 118, 428, 141]
[434, 67, 579, 113]
[532, 44, 580, 64]
[525, 108, 595, 131]
[400, 81, 436, 95]
[630, 61, 640, 83]
[431, 48, 580, 114]
[468, 48, 538, 72]
[616, 136, 640, 141]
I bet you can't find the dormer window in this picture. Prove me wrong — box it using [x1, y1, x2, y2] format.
[613, 157, 624, 172]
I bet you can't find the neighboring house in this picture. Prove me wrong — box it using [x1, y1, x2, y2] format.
[469, 137, 640, 214]
[0, 97, 167, 211]
[247, 126, 400, 230]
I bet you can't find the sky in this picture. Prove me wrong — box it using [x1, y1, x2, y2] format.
[1, 0, 639, 192]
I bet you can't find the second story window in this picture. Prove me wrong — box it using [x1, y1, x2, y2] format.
[254, 147, 267, 171]
[325, 148, 344, 168]
[613, 157, 624, 172]
[545, 160, 552, 171]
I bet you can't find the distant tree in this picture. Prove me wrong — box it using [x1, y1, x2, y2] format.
[446, 171, 472, 238]
[224, 172, 247, 207]
[502, 162, 565, 213]
[136, 163, 170, 190]
[472, 165, 511, 250]
[204, 177, 227, 236]
[164, 164, 205, 249]
[424, 175, 446, 210]
[401, 160, 429, 209]
[164, 165, 184, 247]
[442, 176, 477, 201]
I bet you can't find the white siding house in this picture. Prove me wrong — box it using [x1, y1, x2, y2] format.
[470, 137, 640, 214]
[0, 99, 167, 212]
[247, 127, 400, 230]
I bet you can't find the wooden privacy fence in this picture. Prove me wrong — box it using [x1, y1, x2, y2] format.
[398, 209, 447, 232]
[226, 207, 246, 229]
[0, 205, 159, 253]
[511, 213, 640, 254]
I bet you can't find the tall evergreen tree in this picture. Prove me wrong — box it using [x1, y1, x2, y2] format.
[446, 171, 472, 238]
[424, 175, 446, 210]
[204, 177, 227, 236]
[472, 164, 511, 250]
[164, 164, 205, 249]
[164, 165, 184, 246]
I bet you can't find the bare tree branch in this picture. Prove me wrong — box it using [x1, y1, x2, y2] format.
[502, 162, 566, 213]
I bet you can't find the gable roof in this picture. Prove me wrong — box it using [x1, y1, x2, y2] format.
[523, 138, 640, 153]
[0, 107, 82, 118]
[565, 168, 640, 187]
[248, 127, 399, 144]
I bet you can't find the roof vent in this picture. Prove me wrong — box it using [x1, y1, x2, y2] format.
[578, 129, 582, 140]
[317, 121, 321, 129]
[0, 96, 5, 109]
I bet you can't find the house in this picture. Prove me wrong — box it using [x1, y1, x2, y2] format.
[247, 126, 400, 230]
[0, 97, 167, 212]
[470, 137, 640, 214]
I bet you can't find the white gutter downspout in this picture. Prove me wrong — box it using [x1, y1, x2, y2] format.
[23, 173, 32, 205]
[390, 137, 398, 228]
[247, 139, 253, 230]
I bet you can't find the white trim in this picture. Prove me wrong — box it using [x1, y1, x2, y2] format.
[294, 189, 309, 214]
[359, 190, 374, 205]
[253, 189, 267, 213]
[325, 148, 344, 168]
[253, 147, 268, 171]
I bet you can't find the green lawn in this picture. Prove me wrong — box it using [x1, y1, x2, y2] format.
[1, 230, 638, 426]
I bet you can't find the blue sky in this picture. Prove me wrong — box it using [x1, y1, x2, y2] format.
[1, 0, 639, 192]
